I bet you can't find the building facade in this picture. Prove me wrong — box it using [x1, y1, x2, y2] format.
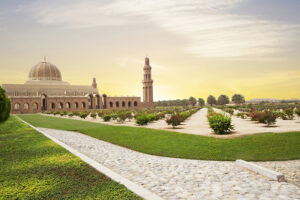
[2, 57, 154, 114]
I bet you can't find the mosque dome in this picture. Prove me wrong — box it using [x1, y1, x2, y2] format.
[28, 58, 62, 81]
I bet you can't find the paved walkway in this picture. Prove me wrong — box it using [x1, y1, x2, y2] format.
[37, 127, 300, 200]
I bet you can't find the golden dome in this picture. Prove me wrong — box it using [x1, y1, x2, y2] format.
[28, 61, 62, 81]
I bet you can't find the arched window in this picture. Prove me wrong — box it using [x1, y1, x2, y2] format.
[51, 102, 55, 109]
[116, 101, 119, 108]
[66, 102, 71, 109]
[82, 102, 86, 108]
[75, 102, 78, 109]
[122, 101, 125, 107]
[24, 103, 29, 110]
[128, 101, 131, 107]
[14, 103, 20, 110]
[59, 102, 63, 109]
[134, 101, 138, 107]
[109, 102, 113, 108]
[33, 103, 38, 110]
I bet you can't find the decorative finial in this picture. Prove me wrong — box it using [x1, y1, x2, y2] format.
[44, 56, 46, 62]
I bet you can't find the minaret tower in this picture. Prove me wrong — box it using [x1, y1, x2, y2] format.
[143, 56, 153, 105]
[92, 77, 97, 89]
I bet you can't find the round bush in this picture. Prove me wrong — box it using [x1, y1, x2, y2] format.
[166, 114, 183, 128]
[208, 113, 234, 134]
[102, 114, 111, 122]
[136, 115, 150, 126]
[79, 112, 88, 119]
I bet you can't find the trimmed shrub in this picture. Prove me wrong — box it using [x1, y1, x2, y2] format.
[117, 112, 127, 123]
[53, 111, 59, 115]
[262, 111, 278, 126]
[280, 112, 288, 120]
[111, 113, 118, 121]
[67, 112, 74, 117]
[284, 109, 294, 120]
[208, 113, 234, 134]
[59, 111, 65, 116]
[102, 114, 111, 122]
[136, 115, 150, 126]
[166, 114, 183, 128]
[79, 112, 88, 119]
[90, 112, 97, 119]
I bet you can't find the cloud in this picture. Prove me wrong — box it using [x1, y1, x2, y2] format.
[17, 0, 300, 57]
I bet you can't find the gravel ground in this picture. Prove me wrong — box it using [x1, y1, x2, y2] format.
[37, 127, 300, 200]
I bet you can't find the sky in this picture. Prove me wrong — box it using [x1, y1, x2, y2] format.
[0, 0, 299, 101]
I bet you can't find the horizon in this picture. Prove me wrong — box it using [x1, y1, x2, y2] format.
[1, 0, 300, 101]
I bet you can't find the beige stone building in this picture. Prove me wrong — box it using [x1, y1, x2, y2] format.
[2, 57, 154, 114]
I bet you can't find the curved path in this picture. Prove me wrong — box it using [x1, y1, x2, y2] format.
[37, 127, 299, 200]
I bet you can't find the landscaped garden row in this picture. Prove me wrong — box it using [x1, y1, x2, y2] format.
[43, 106, 201, 128]
[0, 116, 141, 200]
[18, 114, 300, 161]
[215, 103, 300, 126]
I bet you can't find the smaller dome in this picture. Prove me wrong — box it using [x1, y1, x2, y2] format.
[28, 61, 62, 81]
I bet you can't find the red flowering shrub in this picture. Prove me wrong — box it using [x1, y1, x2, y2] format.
[250, 111, 278, 126]
[166, 114, 184, 128]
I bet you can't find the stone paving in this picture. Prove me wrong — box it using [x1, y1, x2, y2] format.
[38, 127, 300, 200]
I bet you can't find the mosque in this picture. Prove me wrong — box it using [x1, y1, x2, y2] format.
[2, 57, 154, 114]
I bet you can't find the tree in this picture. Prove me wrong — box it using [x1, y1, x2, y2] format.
[188, 96, 197, 106]
[207, 95, 217, 106]
[217, 95, 229, 105]
[198, 98, 205, 106]
[232, 94, 245, 104]
[0, 86, 11, 122]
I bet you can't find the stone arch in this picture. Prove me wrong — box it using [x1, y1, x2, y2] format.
[75, 102, 79, 109]
[109, 102, 113, 108]
[24, 103, 29, 110]
[14, 103, 20, 110]
[33, 102, 38, 110]
[116, 101, 119, 108]
[51, 102, 56, 109]
[122, 101, 125, 107]
[134, 101, 138, 107]
[128, 101, 132, 107]
[41, 94, 47, 111]
[82, 102, 86, 109]
[59, 102, 63, 109]
[66, 102, 71, 109]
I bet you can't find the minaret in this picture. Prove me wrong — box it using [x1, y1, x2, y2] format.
[143, 57, 153, 104]
[92, 77, 97, 89]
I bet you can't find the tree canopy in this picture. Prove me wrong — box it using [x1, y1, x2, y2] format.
[232, 94, 245, 104]
[217, 95, 230, 105]
[207, 95, 217, 106]
[0, 86, 11, 122]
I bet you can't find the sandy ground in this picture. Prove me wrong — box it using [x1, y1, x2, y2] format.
[41, 108, 300, 138]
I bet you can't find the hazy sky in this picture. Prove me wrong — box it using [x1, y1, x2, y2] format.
[0, 0, 299, 100]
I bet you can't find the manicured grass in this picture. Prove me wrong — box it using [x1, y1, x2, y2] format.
[0, 116, 141, 200]
[19, 114, 300, 161]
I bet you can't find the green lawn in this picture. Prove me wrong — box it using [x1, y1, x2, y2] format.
[0, 116, 141, 200]
[18, 114, 300, 161]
